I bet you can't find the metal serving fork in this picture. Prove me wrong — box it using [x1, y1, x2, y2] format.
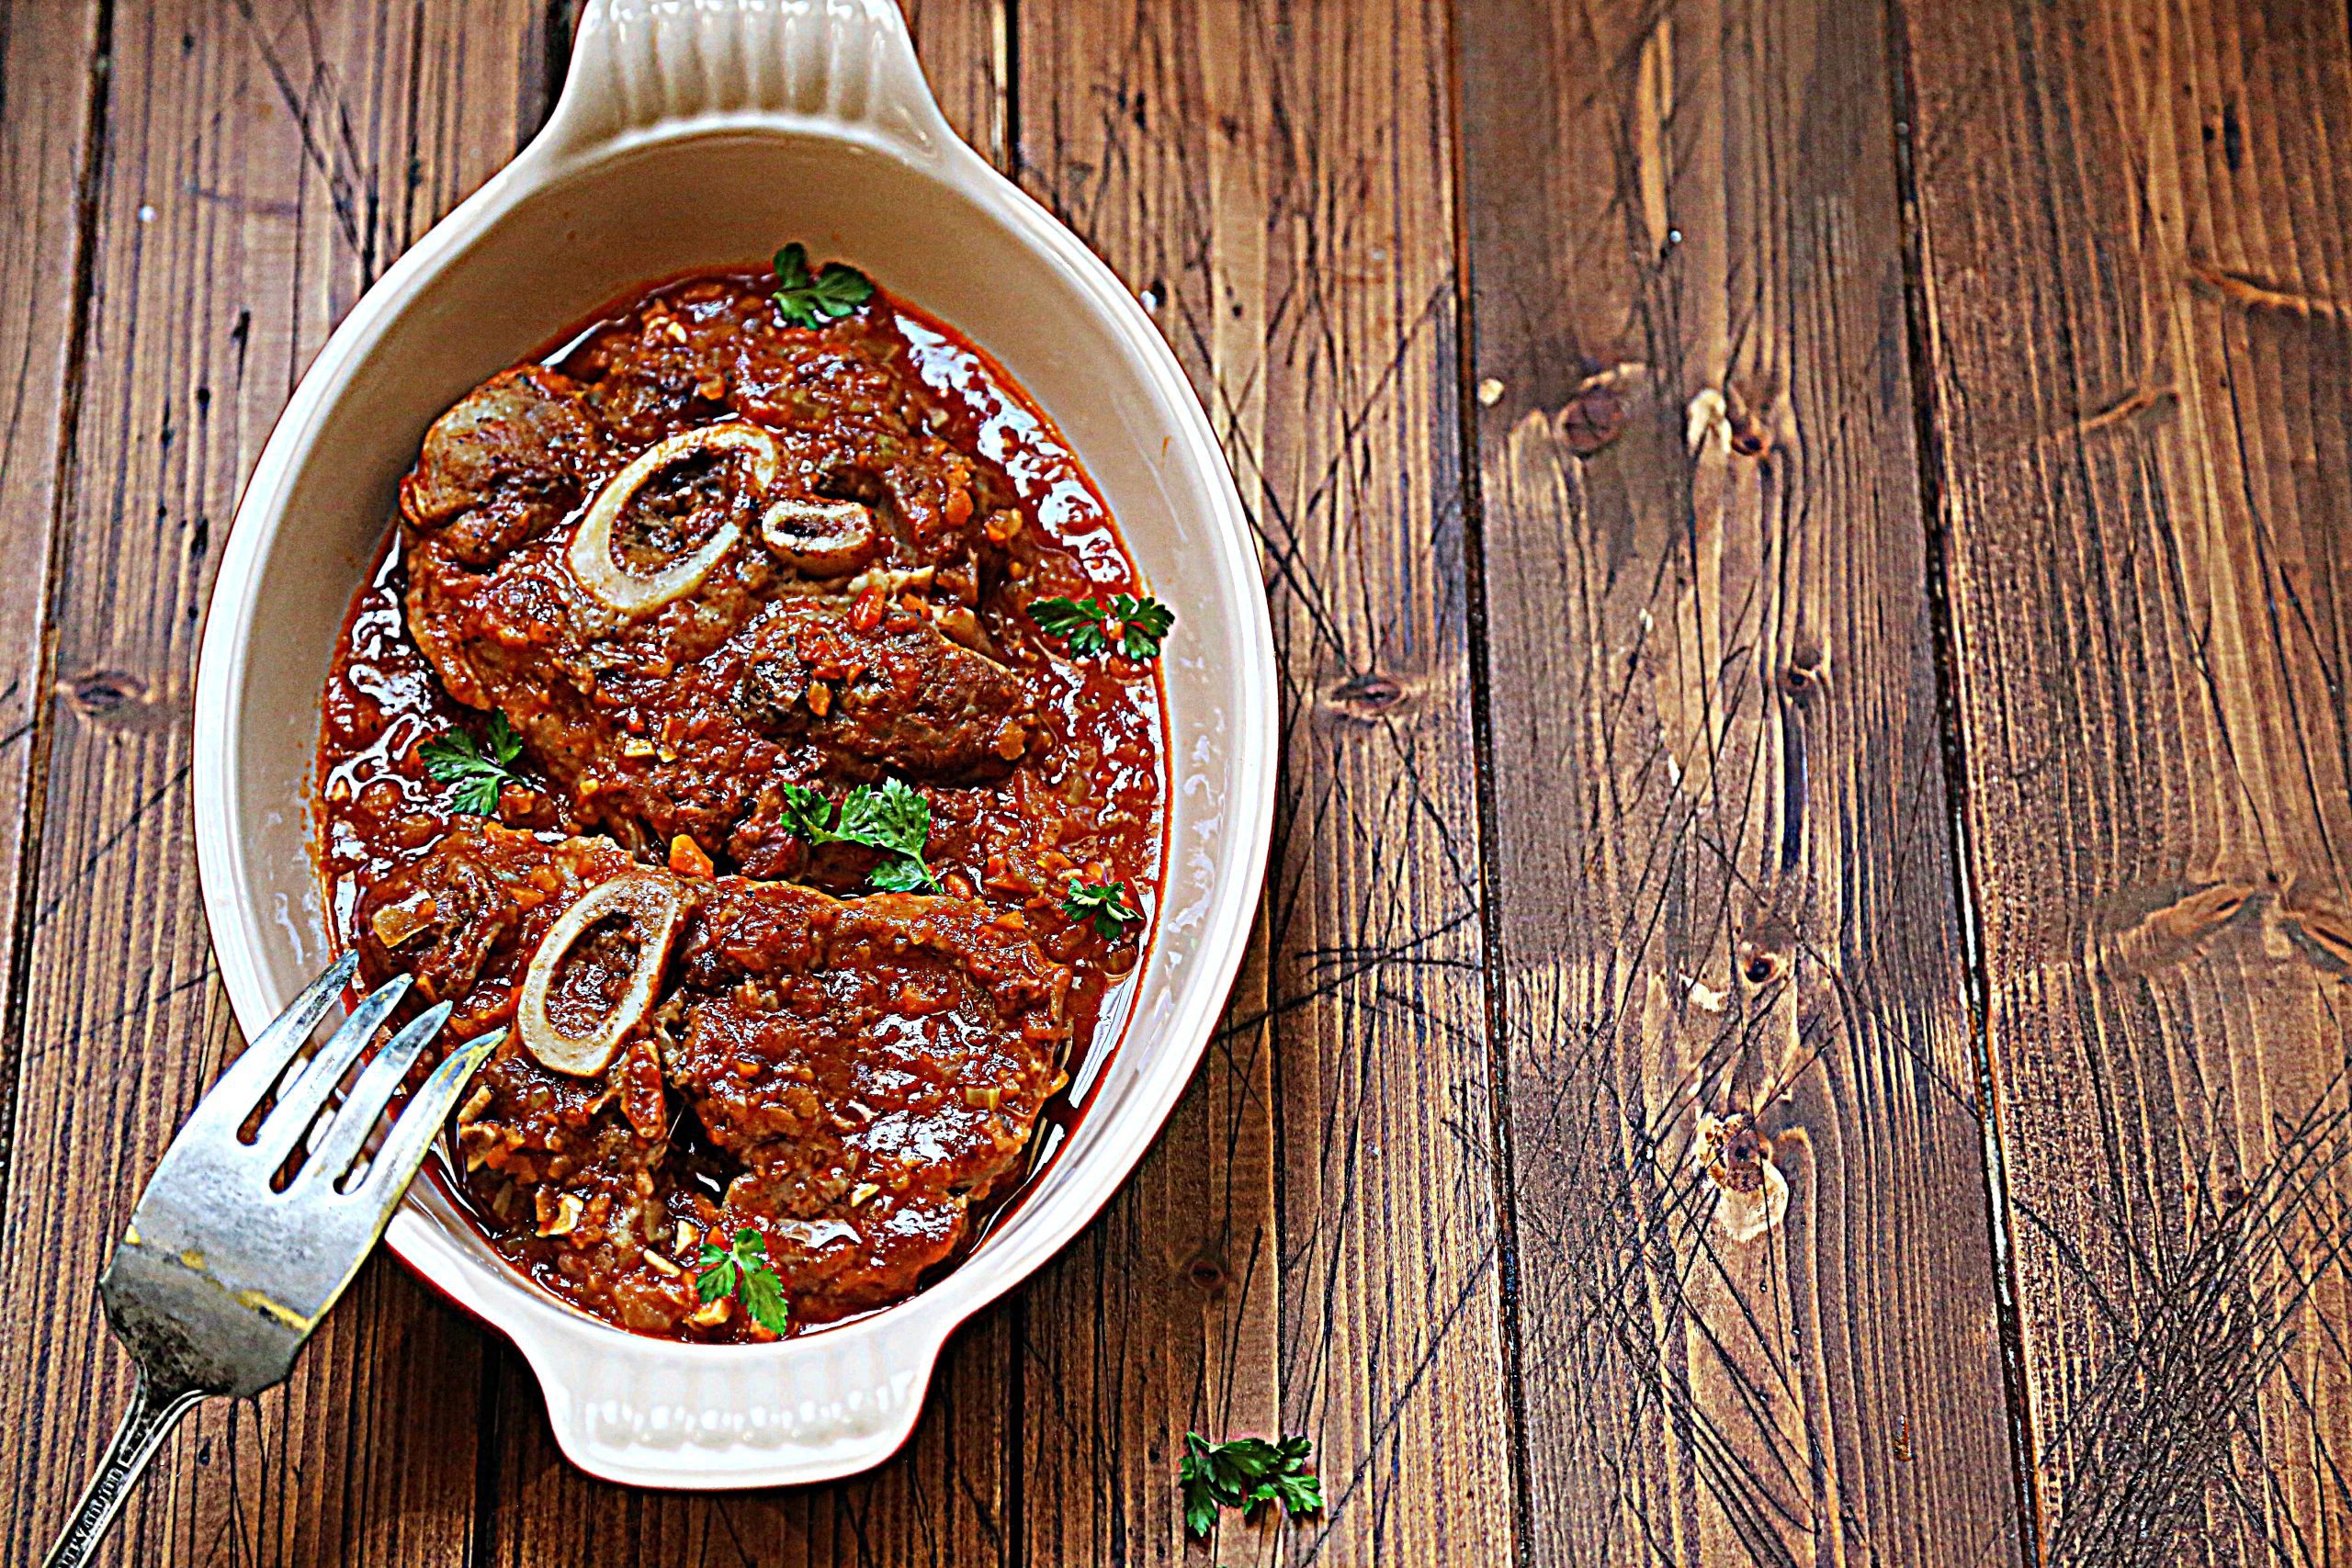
[42, 952, 498, 1568]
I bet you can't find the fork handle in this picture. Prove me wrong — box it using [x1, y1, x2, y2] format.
[41, 1373, 208, 1568]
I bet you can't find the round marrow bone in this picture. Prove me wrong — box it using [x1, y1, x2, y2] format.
[516, 873, 684, 1077]
[760, 496, 879, 578]
[568, 423, 779, 615]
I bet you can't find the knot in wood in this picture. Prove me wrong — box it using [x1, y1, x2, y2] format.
[1779, 648, 1824, 699]
[1700, 1111, 1772, 1195]
[1556, 385, 1625, 456]
[71, 668, 147, 716]
[1329, 671, 1406, 723]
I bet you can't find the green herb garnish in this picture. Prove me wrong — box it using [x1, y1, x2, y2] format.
[771, 243, 875, 329]
[695, 1226, 791, 1334]
[1178, 1431, 1324, 1539]
[1061, 877, 1141, 940]
[1026, 592, 1173, 660]
[1110, 592, 1174, 659]
[780, 778, 939, 892]
[417, 713, 526, 817]
[1027, 595, 1112, 655]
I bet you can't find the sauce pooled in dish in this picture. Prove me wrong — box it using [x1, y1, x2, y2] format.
[314, 255, 1167, 1341]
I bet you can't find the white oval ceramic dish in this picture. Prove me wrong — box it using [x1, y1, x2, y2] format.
[190, 0, 1272, 1490]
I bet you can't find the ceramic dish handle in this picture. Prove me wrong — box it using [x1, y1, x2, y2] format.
[545, 0, 953, 157]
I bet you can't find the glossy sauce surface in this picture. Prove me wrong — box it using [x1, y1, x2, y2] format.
[316, 275, 1166, 1338]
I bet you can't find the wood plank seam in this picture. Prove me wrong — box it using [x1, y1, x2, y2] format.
[1442, 0, 1544, 1560]
[1880, 0, 2048, 1557]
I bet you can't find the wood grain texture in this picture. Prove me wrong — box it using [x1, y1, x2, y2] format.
[0, 2, 545, 1562]
[1458, 0, 2029, 1562]
[1899, 0, 2352, 1560]
[1011, 1, 1519, 1562]
[7, 0, 2344, 1562]
[0, 0, 102, 1182]
[475, 10, 1020, 1565]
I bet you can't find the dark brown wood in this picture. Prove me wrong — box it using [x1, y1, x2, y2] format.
[1457, 0, 2030, 1562]
[1898, 0, 2352, 1559]
[0, 0, 102, 1196]
[1008, 2, 1521, 1562]
[0, 3, 544, 1562]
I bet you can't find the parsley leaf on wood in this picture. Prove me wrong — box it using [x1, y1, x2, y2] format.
[418, 712, 526, 817]
[779, 778, 940, 892]
[695, 1226, 791, 1334]
[1027, 592, 1174, 661]
[1178, 1431, 1324, 1538]
[772, 243, 875, 329]
[1061, 877, 1141, 940]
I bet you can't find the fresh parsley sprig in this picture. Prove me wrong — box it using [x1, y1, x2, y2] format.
[1026, 592, 1174, 660]
[417, 712, 526, 817]
[1111, 593, 1175, 659]
[1061, 877, 1141, 941]
[772, 243, 875, 329]
[695, 1226, 791, 1334]
[1178, 1431, 1324, 1539]
[781, 777, 940, 893]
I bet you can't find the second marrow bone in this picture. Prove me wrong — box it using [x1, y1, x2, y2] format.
[761, 496, 879, 577]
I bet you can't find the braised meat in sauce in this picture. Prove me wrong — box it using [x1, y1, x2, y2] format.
[316, 263, 1166, 1341]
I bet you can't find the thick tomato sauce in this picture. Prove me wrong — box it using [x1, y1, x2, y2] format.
[314, 275, 1166, 1338]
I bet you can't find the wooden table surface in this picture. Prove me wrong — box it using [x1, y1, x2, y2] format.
[3, 0, 2347, 1562]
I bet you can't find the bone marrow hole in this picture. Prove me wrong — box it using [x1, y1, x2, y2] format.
[518, 874, 684, 1076]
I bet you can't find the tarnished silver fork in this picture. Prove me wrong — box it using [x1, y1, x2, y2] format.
[42, 952, 498, 1568]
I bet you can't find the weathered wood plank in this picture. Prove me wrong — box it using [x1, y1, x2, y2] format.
[0, 3, 543, 1562]
[1458, 0, 2029, 1562]
[1899, 0, 2352, 1559]
[477, 10, 1020, 1564]
[1008, 1, 1518, 1562]
[0, 0, 102, 1177]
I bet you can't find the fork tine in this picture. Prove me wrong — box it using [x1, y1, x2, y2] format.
[187, 952, 361, 1135]
[253, 975, 412, 1167]
[351, 1028, 503, 1206]
[294, 999, 455, 1190]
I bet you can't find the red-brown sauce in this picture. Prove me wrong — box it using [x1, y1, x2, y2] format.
[314, 272, 1166, 1340]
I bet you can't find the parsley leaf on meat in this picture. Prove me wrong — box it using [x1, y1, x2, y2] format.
[1061, 877, 1141, 940]
[1027, 592, 1174, 661]
[865, 854, 937, 894]
[772, 243, 876, 329]
[779, 782, 840, 843]
[418, 712, 526, 817]
[695, 1226, 791, 1334]
[1178, 1432, 1324, 1538]
[780, 778, 940, 893]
